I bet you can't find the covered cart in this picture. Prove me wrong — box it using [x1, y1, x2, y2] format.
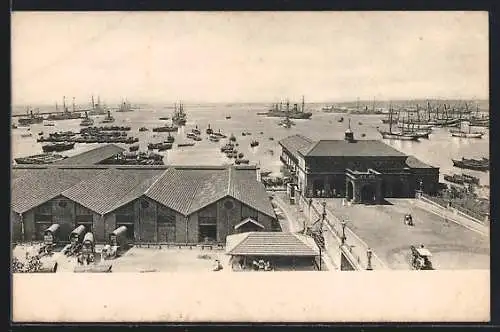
[43, 223, 60, 246]
[80, 232, 96, 264]
[103, 226, 129, 259]
[69, 225, 86, 244]
[410, 245, 433, 270]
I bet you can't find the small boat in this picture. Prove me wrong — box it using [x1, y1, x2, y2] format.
[187, 132, 198, 139]
[361, 133, 366, 137]
[250, 140, 259, 147]
[177, 142, 195, 147]
[11, 124, 18, 129]
[229, 134, 236, 142]
[358, 122, 363, 125]
[165, 133, 175, 143]
[193, 136, 202, 141]
[209, 134, 220, 142]
[235, 159, 250, 165]
[451, 157, 489, 172]
[213, 129, 227, 138]
[450, 130, 484, 138]
[80, 112, 94, 127]
[14, 153, 67, 164]
[101, 110, 115, 123]
[21, 132, 32, 138]
[379, 131, 419, 141]
[158, 143, 173, 151]
[42, 142, 75, 153]
[191, 125, 201, 135]
[129, 145, 140, 152]
[338, 117, 344, 123]
[444, 173, 480, 186]
[226, 115, 232, 119]
[138, 127, 148, 132]
[43, 122, 55, 127]
[152, 125, 178, 132]
[238, 152, 244, 158]
[159, 117, 170, 120]
[269, 137, 274, 141]
[206, 124, 213, 135]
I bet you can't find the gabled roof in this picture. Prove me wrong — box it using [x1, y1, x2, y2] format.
[62, 168, 165, 215]
[298, 139, 407, 157]
[11, 163, 276, 219]
[278, 134, 315, 160]
[11, 168, 101, 214]
[234, 217, 265, 230]
[52, 144, 125, 165]
[225, 232, 320, 256]
[405, 156, 435, 169]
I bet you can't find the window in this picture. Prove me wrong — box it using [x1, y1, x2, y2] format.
[241, 204, 258, 221]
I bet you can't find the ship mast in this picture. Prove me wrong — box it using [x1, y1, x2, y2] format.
[372, 96, 375, 112]
[302, 95, 305, 113]
[92, 95, 95, 110]
[63, 96, 67, 113]
[389, 103, 393, 134]
[72, 97, 76, 113]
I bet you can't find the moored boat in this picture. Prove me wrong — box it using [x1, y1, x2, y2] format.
[80, 112, 94, 127]
[42, 142, 75, 153]
[177, 142, 195, 147]
[451, 157, 489, 172]
[152, 125, 178, 132]
[172, 102, 187, 126]
[14, 153, 67, 164]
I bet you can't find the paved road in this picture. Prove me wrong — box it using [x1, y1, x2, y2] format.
[320, 198, 489, 270]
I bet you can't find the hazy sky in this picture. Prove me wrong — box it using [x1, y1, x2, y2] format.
[11, 11, 488, 105]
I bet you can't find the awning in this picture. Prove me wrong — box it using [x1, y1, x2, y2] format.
[234, 217, 265, 230]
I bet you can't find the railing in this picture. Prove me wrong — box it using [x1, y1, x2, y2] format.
[420, 193, 488, 224]
[134, 242, 225, 250]
[298, 194, 387, 270]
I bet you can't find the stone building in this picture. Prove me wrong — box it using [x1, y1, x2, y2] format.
[11, 165, 277, 243]
[279, 129, 439, 203]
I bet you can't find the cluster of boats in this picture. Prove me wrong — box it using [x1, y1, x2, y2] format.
[148, 134, 175, 151]
[101, 151, 164, 165]
[220, 142, 250, 165]
[37, 127, 138, 145]
[451, 157, 489, 172]
[14, 153, 68, 165]
[42, 142, 76, 152]
[443, 173, 480, 186]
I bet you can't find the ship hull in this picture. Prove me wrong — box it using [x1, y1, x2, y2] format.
[452, 159, 489, 172]
[451, 132, 483, 138]
[379, 130, 419, 141]
[262, 111, 312, 119]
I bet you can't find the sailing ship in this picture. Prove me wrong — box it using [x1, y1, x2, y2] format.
[263, 96, 313, 119]
[117, 99, 134, 112]
[451, 157, 489, 172]
[469, 104, 489, 127]
[172, 102, 187, 126]
[377, 107, 419, 141]
[18, 107, 44, 126]
[80, 112, 94, 127]
[450, 121, 484, 138]
[101, 110, 115, 123]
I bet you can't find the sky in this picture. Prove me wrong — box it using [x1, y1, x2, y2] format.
[11, 11, 489, 105]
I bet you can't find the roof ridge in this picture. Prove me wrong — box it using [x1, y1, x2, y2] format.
[103, 170, 167, 215]
[184, 171, 210, 216]
[144, 167, 172, 196]
[226, 166, 233, 197]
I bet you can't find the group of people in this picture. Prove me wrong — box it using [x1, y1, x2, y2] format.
[252, 259, 273, 271]
[77, 253, 94, 266]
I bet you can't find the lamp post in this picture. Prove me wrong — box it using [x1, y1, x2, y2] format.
[366, 248, 373, 270]
[340, 220, 347, 245]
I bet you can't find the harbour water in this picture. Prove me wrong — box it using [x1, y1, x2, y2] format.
[11, 104, 490, 188]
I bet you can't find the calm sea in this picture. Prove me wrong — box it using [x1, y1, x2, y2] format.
[11, 103, 490, 187]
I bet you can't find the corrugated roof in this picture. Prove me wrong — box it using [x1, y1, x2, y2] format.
[52, 144, 125, 165]
[405, 156, 434, 169]
[11, 168, 101, 214]
[62, 168, 165, 215]
[278, 135, 315, 160]
[226, 232, 320, 256]
[298, 139, 407, 157]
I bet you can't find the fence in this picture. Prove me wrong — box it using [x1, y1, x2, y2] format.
[297, 194, 387, 270]
[421, 193, 488, 224]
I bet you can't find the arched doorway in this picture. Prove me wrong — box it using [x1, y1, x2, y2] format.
[346, 181, 354, 201]
[361, 184, 376, 203]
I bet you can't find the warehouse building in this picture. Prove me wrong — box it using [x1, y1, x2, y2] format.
[11, 164, 277, 244]
[279, 129, 439, 203]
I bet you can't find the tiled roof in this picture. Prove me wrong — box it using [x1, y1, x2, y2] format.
[230, 168, 276, 218]
[405, 156, 435, 169]
[278, 135, 314, 160]
[52, 144, 125, 165]
[11, 163, 276, 220]
[298, 139, 407, 157]
[225, 232, 320, 256]
[62, 168, 165, 215]
[11, 168, 101, 214]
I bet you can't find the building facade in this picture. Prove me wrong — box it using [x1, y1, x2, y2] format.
[279, 131, 439, 203]
[11, 165, 277, 243]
